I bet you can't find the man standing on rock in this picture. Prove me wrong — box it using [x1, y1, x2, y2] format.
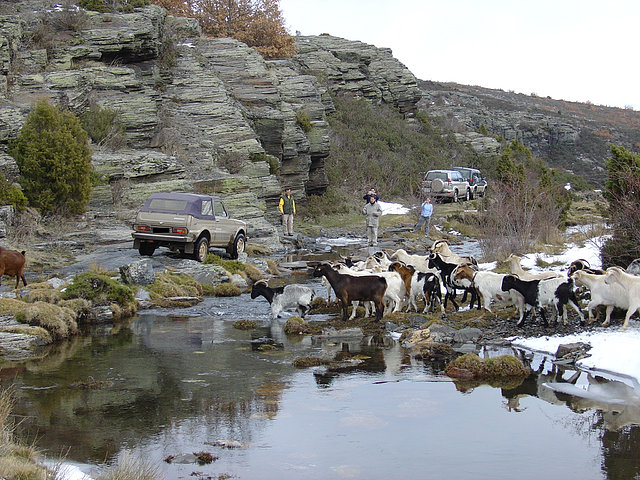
[413, 196, 433, 237]
[279, 187, 296, 236]
[362, 194, 382, 246]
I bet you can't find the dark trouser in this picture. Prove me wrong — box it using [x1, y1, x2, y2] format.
[413, 215, 431, 236]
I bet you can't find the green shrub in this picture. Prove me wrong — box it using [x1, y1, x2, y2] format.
[79, 0, 110, 12]
[62, 272, 135, 308]
[80, 104, 126, 148]
[296, 110, 312, 132]
[8, 99, 93, 215]
[0, 173, 27, 211]
[251, 152, 279, 175]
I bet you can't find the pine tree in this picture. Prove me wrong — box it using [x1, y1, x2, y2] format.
[8, 99, 93, 215]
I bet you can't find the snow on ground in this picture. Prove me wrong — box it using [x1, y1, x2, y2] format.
[509, 236, 640, 391]
[378, 201, 409, 216]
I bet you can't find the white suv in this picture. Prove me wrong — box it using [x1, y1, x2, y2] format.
[422, 169, 471, 202]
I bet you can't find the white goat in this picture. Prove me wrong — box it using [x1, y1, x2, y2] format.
[430, 240, 477, 266]
[507, 254, 563, 281]
[251, 280, 315, 319]
[601, 267, 640, 330]
[572, 269, 628, 327]
[453, 264, 527, 323]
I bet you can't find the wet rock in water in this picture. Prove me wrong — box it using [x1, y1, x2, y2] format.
[428, 324, 457, 343]
[206, 439, 251, 449]
[119, 259, 155, 285]
[416, 342, 456, 360]
[233, 319, 258, 330]
[91, 306, 113, 323]
[229, 273, 248, 289]
[556, 342, 591, 360]
[453, 342, 478, 355]
[284, 316, 311, 334]
[251, 336, 284, 351]
[401, 328, 432, 349]
[293, 356, 329, 368]
[315, 327, 364, 339]
[453, 327, 483, 344]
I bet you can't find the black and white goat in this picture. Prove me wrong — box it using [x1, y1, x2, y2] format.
[428, 252, 480, 311]
[250, 280, 315, 319]
[501, 274, 585, 327]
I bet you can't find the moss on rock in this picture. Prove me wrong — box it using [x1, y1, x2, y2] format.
[445, 353, 530, 380]
[233, 319, 258, 330]
[283, 316, 311, 334]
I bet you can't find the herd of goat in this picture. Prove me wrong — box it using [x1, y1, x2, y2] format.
[250, 240, 640, 331]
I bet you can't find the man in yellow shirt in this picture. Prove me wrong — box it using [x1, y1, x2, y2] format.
[278, 187, 296, 236]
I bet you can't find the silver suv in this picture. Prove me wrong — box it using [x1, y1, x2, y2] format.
[452, 167, 487, 199]
[132, 192, 247, 261]
[422, 169, 471, 202]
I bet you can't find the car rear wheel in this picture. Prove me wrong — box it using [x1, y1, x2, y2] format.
[465, 189, 470, 201]
[229, 233, 245, 259]
[139, 243, 156, 257]
[452, 190, 459, 203]
[193, 237, 209, 262]
[469, 188, 475, 200]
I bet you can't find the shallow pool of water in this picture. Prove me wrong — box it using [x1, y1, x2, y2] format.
[3, 282, 640, 479]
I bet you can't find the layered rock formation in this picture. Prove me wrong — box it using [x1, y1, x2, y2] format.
[0, 3, 421, 246]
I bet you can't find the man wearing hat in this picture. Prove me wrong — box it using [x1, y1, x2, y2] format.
[279, 187, 296, 236]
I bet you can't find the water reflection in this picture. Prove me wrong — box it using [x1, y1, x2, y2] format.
[1, 306, 640, 478]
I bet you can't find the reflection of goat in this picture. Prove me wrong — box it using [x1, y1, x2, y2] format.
[546, 374, 640, 432]
[501, 359, 580, 412]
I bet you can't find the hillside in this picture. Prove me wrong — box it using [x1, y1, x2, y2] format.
[0, 1, 637, 246]
[419, 80, 640, 186]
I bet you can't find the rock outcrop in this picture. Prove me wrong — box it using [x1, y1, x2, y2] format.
[419, 80, 640, 185]
[0, 3, 421, 246]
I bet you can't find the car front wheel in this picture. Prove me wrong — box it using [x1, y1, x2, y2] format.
[229, 233, 245, 259]
[193, 237, 209, 262]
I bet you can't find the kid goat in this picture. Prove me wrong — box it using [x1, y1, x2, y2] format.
[250, 280, 314, 319]
[500, 274, 585, 327]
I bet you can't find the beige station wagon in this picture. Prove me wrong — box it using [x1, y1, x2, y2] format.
[132, 193, 247, 261]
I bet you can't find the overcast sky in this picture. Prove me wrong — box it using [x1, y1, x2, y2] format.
[279, 0, 639, 110]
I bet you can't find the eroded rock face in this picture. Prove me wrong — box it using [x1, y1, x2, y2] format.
[293, 35, 422, 115]
[0, 4, 422, 245]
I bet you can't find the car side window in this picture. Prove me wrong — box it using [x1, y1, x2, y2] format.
[201, 199, 213, 216]
[214, 200, 227, 218]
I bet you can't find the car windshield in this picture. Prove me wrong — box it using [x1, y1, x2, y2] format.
[148, 199, 188, 212]
[425, 171, 448, 181]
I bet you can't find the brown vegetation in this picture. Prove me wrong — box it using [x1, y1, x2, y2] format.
[152, 0, 296, 58]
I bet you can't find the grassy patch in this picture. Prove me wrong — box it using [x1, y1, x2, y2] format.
[445, 353, 530, 379]
[213, 283, 242, 297]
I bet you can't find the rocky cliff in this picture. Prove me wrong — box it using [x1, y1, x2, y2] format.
[0, 3, 421, 246]
[419, 80, 640, 185]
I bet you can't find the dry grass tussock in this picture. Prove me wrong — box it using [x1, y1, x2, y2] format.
[0, 387, 52, 479]
[95, 452, 161, 480]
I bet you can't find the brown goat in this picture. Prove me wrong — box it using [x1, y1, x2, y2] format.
[0, 247, 27, 288]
